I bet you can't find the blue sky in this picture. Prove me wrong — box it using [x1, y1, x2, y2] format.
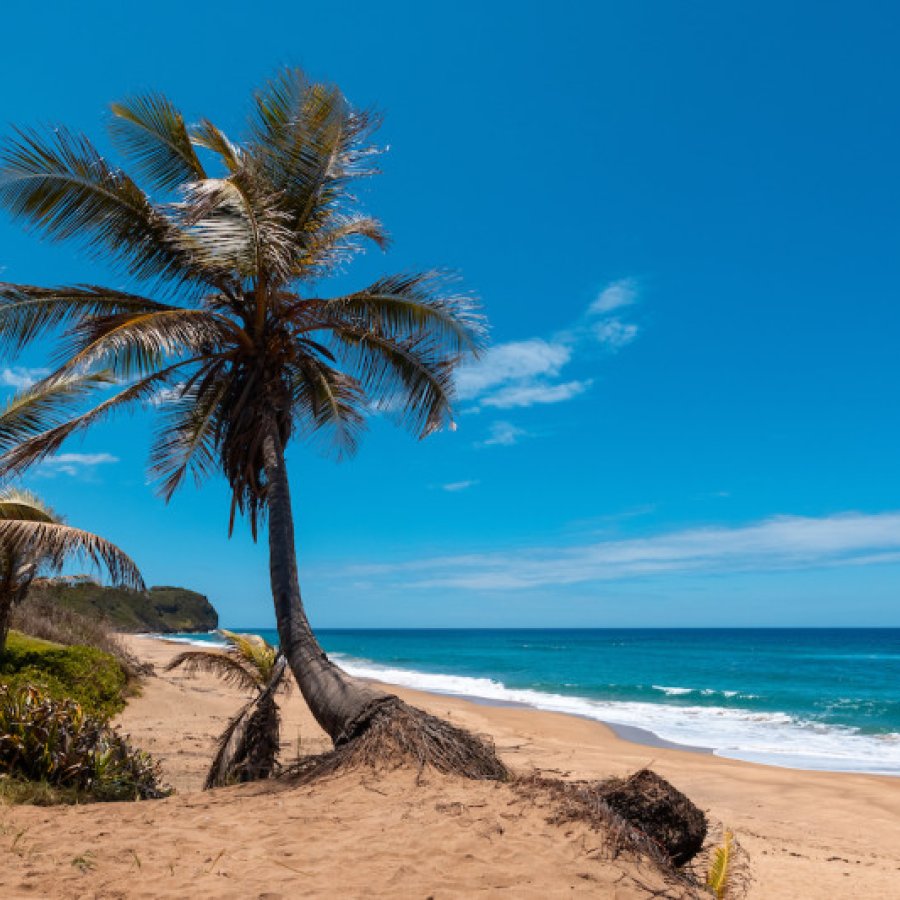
[2, 1, 900, 627]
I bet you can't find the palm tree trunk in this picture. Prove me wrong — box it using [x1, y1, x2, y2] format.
[261, 415, 390, 744]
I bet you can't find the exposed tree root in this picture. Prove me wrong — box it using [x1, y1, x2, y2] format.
[513, 768, 708, 897]
[598, 769, 707, 866]
[286, 696, 508, 783]
[281, 696, 708, 894]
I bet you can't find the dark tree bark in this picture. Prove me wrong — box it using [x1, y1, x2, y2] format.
[0, 558, 34, 655]
[261, 417, 392, 744]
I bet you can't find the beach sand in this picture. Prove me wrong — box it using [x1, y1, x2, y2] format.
[1, 635, 898, 898]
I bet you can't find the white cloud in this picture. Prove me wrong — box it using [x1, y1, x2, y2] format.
[0, 366, 48, 390]
[480, 379, 592, 409]
[345, 511, 900, 591]
[456, 339, 570, 400]
[590, 278, 638, 314]
[38, 452, 119, 477]
[593, 319, 639, 351]
[442, 480, 478, 492]
[456, 278, 640, 411]
[478, 421, 529, 447]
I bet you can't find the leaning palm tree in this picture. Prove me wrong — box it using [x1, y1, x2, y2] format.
[0, 69, 505, 779]
[0, 485, 143, 653]
[167, 630, 289, 788]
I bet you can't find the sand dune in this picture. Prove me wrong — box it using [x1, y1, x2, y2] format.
[1, 636, 898, 898]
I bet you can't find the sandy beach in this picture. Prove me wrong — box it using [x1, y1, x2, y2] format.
[1, 635, 898, 899]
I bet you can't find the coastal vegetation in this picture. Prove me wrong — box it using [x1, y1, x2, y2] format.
[11, 590, 148, 678]
[0, 631, 128, 718]
[23, 578, 218, 634]
[0, 682, 169, 804]
[166, 630, 288, 788]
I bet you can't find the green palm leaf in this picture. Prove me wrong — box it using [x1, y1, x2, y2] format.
[0, 127, 189, 285]
[0, 370, 115, 457]
[0, 284, 174, 357]
[190, 119, 242, 172]
[110, 93, 206, 192]
[0, 365, 189, 475]
[334, 327, 457, 438]
[317, 272, 486, 353]
[166, 649, 261, 693]
[61, 307, 231, 380]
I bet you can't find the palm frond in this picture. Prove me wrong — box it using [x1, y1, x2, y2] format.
[149, 368, 229, 499]
[190, 119, 242, 172]
[316, 272, 486, 354]
[203, 675, 283, 789]
[0, 365, 187, 477]
[289, 355, 365, 457]
[219, 629, 279, 683]
[0, 127, 191, 285]
[0, 519, 143, 589]
[0, 486, 59, 523]
[165, 649, 261, 693]
[247, 69, 382, 243]
[333, 327, 458, 438]
[110, 93, 206, 193]
[706, 830, 733, 899]
[173, 174, 296, 284]
[0, 370, 115, 459]
[0, 283, 175, 358]
[298, 214, 388, 276]
[61, 307, 230, 380]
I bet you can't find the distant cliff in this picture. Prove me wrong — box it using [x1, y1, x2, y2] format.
[25, 578, 219, 633]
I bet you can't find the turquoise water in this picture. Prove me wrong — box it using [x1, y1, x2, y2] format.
[165, 628, 900, 775]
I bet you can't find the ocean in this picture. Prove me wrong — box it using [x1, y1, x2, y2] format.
[165, 628, 900, 776]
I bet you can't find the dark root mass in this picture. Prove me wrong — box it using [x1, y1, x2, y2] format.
[517, 768, 707, 869]
[287, 696, 508, 783]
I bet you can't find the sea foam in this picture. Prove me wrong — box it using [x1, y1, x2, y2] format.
[332, 654, 900, 776]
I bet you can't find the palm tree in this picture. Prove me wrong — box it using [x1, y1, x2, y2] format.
[167, 630, 289, 788]
[0, 69, 505, 779]
[0, 486, 143, 653]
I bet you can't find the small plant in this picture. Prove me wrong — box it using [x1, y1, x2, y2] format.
[0, 683, 170, 802]
[166, 630, 289, 788]
[706, 829, 733, 899]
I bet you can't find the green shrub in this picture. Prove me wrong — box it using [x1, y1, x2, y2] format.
[0, 632, 128, 719]
[0, 683, 171, 802]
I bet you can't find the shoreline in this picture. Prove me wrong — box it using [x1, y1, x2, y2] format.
[140, 634, 716, 757]
[392, 685, 715, 754]
[2, 634, 898, 899]
[140, 631, 896, 775]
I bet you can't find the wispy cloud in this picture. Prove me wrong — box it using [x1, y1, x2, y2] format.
[0, 366, 48, 390]
[480, 379, 592, 409]
[589, 277, 638, 314]
[38, 452, 119, 477]
[345, 511, 900, 591]
[457, 278, 640, 410]
[456, 339, 571, 400]
[442, 480, 478, 492]
[477, 421, 529, 448]
[592, 319, 639, 351]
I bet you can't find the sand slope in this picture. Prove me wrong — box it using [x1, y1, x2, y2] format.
[1, 636, 898, 898]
